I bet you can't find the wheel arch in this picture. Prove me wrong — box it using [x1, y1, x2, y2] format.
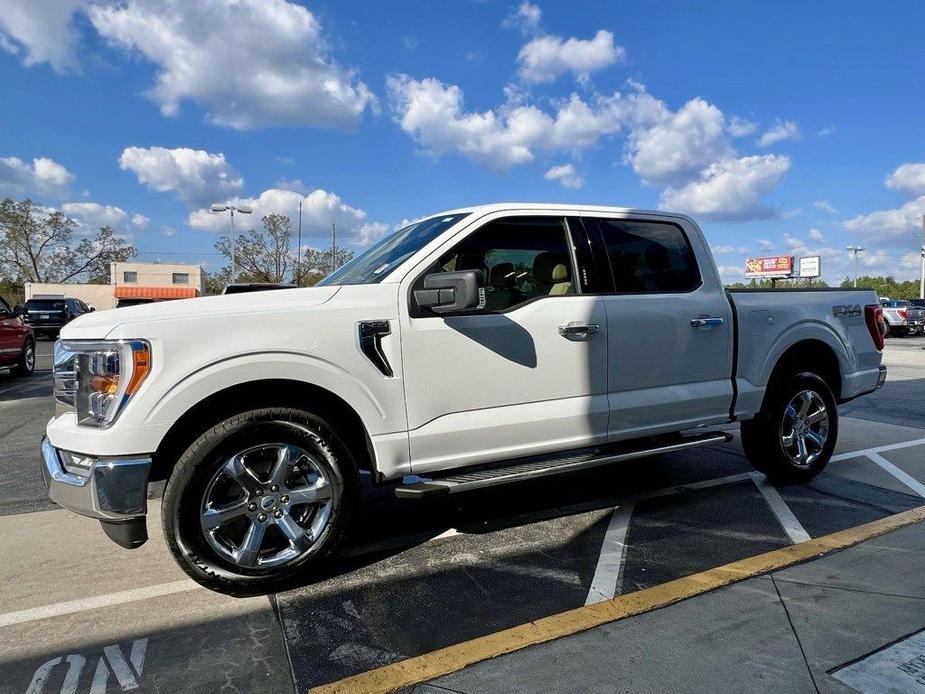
[150, 379, 376, 483]
[764, 338, 843, 403]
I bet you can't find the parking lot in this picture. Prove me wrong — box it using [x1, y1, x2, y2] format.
[1, 337, 924, 693]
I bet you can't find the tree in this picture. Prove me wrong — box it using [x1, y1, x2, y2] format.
[295, 246, 354, 286]
[213, 213, 355, 288]
[0, 198, 135, 285]
[725, 277, 829, 289]
[839, 275, 919, 299]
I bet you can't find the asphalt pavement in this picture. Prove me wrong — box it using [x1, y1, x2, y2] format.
[0, 337, 923, 693]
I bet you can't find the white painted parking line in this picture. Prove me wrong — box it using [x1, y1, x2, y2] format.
[865, 452, 925, 498]
[750, 473, 811, 544]
[831, 436, 925, 462]
[585, 504, 634, 605]
[0, 580, 199, 628]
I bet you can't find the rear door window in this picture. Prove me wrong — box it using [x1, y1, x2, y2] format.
[593, 218, 701, 294]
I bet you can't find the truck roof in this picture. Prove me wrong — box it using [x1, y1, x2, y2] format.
[427, 202, 696, 224]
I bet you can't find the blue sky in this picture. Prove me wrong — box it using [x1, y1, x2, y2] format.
[1, 0, 923, 283]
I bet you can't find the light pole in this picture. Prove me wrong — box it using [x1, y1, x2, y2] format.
[210, 203, 253, 283]
[920, 217, 925, 300]
[846, 245, 865, 288]
[297, 200, 303, 287]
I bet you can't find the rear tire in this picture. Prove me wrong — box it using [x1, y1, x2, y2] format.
[12, 339, 34, 377]
[162, 408, 359, 595]
[741, 372, 838, 483]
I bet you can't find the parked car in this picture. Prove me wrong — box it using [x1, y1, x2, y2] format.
[879, 298, 925, 337]
[0, 296, 35, 377]
[910, 298, 925, 309]
[223, 283, 297, 294]
[22, 297, 93, 339]
[41, 204, 887, 593]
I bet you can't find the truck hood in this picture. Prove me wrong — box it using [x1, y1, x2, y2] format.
[60, 286, 342, 340]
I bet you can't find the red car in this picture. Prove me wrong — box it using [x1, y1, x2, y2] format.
[0, 296, 35, 377]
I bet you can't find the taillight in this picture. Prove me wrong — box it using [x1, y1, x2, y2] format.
[898, 309, 907, 320]
[865, 304, 885, 351]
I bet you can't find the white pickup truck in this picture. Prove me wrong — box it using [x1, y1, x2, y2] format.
[42, 204, 888, 593]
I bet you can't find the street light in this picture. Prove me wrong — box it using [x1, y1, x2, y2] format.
[845, 245, 865, 288]
[211, 203, 253, 283]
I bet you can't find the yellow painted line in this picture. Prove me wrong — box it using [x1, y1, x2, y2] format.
[310, 505, 925, 694]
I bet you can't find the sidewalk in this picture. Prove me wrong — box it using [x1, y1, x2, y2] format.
[422, 519, 925, 694]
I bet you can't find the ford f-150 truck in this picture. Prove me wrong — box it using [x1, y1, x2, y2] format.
[41, 204, 888, 593]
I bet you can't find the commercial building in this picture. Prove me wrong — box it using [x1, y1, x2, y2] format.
[25, 262, 203, 310]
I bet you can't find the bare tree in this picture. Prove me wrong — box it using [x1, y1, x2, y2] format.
[295, 246, 354, 286]
[0, 198, 135, 285]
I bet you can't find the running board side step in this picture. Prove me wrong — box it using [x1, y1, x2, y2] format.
[395, 431, 733, 499]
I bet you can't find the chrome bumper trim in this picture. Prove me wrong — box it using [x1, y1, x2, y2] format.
[877, 365, 888, 389]
[41, 438, 151, 520]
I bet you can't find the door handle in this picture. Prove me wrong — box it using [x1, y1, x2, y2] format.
[690, 317, 724, 328]
[558, 322, 600, 339]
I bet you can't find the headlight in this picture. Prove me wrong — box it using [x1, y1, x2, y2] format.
[54, 340, 151, 428]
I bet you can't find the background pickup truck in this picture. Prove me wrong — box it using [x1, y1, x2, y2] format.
[42, 203, 888, 593]
[880, 298, 925, 337]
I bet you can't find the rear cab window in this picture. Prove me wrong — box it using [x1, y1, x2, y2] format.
[590, 218, 702, 294]
[26, 299, 66, 312]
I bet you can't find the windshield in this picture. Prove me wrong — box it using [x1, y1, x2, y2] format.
[26, 299, 65, 311]
[319, 213, 470, 286]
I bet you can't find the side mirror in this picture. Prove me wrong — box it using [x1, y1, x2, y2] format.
[89, 306, 96, 312]
[414, 270, 485, 314]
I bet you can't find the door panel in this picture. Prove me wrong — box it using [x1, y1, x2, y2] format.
[587, 216, 734, 439]
[400, 214, 608, 473]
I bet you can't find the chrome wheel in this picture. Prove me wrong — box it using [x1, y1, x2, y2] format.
[24, 343, 34, 371]
[200, 443, 337, 569]
[780, 390, 829, 467]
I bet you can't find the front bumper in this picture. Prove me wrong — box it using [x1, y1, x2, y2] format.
[40, 437, 151, 520]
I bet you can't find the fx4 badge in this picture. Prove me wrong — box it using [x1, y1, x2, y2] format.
[832, 304, 862, 318]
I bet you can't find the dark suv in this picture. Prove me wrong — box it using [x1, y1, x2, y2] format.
[22, 297, 92, 339]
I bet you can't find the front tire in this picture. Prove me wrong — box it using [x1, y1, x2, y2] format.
[162, 408, 359, 594]
[741, 372, 838, 483]
[12, 339, 35, 377]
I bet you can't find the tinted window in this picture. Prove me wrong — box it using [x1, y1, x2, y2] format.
[123, 271, 138, 283]
[26, 299, 66, 311]
[596, 219, 701, 293]
[420, 216, 577, 313]
[0, 299, 10, 317]
[172, 273, 189, 284]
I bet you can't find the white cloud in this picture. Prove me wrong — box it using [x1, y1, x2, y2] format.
[711, 245, 750, 255]
[502, 2, 542, 34]
[119, 146, 244, 208]
[758, 239, 774, 251]
[87, 0, 376, 130]
[544, 163, 584, 189]
[843, 161, 925, 243]
[842, 195, 925, 241]
[354, 222, 391, 246]
[0, 155, 75, 198]
[814, 200, 837, 214]
[0, 0, 85, 74]
[60, 201, 129, 230]
[131, 213, 150, 229]
[627, 98, 730, 186]
[188, 188, 372, 244]
[885, 163, 925, 198]
[756, 120, 801, 147]
[386, 74, 658, 171]
[727, 116, 758, 138]
[659, 154, 791, 222]
[517, 30, 625, 84]
[816, 127, 835, 137]
[716, 265, 746, 282]
[162, 225, 176, 237]
[809, 228, 825, 242]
